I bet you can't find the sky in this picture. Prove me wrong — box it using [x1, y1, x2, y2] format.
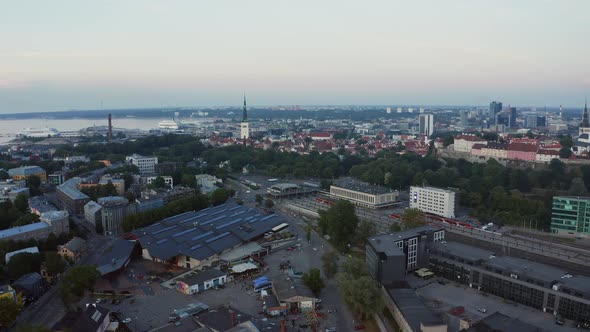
[0, 0, 589, 113]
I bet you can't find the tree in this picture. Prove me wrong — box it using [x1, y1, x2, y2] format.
[559, 134, 574, 149]
[148, 176, 168, 189]
[338, 275, 384, 321]
[264, 199, 274, 209]
[321, 252, 339, 279]
[255, 194, 264, 204]
[13, 194, 29, 214]
[59, 265, 100, 304]
[357, 220, 376, 245]
[401, 208, 426, 229]
[210, 188, 231, 206]
[303, 268, 325, 295]
[14, 213, 40, 226]
[568, 177, 587, 196]
[342, 257, 368, 279]
[318, 201, 359, 251]
[306, 225, 311, 242]
[6, 253, 42, 278]
[559, 147, 572, 159]
[44, 252, 66, 276]
[0, 297, 21, 327]
[181, 174, 196, 188]
[0, 169, 8, 180]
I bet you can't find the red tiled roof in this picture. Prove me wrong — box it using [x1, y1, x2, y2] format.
[508, 142, 538, 152]
[455, 135, 487, 142]
[472, 143, 486, 150]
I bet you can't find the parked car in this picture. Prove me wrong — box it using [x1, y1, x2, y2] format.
[122, 318, 132, 324]
[477, 307, 487, 313]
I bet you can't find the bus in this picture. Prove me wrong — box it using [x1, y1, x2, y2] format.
[271, 223, 289, 233]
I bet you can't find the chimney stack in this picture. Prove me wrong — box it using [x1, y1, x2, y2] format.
[108, 113, 112, 142]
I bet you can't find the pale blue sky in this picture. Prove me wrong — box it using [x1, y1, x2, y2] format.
[0, 0, 589, 113]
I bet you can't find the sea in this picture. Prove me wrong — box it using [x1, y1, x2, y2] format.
[0, 117, 170, 144]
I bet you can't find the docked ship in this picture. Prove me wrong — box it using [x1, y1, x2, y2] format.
[158, 119, 180, 131]
[17, 127, 60, 138]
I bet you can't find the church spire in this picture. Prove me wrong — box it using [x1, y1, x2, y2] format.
[582, 99, 590, 128]
[242, 93, 248, 122]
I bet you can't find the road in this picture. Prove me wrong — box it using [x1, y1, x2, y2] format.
[15, 217, 115, 329]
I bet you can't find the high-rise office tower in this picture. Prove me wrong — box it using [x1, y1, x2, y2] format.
[460, 110, 469, 127]
[419, 114, 434, 137]
[508, 107, 517, 128]
[489, 101, 503, 124]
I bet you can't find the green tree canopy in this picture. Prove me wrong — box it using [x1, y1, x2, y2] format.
[59, 265, 100, 303]
[13, 194, 29, 214]
[44, 252, 66, 276]
[318, 200, 359, 251]
[401, 208, 426, 229]
[0, 297, 22, 327]
[356, 220, 376, 245]
[321, 251, 339, 279]
[303, 267, 325, 295]
[148, 176, 168, 189]
[210, 188, 231, 206]
[6, 253, 42, 279]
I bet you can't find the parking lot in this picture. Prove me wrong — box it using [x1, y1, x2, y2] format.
[408, 275, 579, 332]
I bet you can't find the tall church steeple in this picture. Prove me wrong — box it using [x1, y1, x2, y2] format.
[242, 94, 248, 122]
[582, 99, 589, 128]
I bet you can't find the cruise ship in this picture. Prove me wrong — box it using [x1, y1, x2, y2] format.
[158, 120, 180, 131]
[17, 127, 60, 138]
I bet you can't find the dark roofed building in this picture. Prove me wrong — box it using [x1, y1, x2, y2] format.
[196, 307, 280, 332]
[12, 272, 48, 299]
[384, 286, 446, 332]
[132, 200, 283, 269]
[95, 239, 138, 275]
[52, 304, 111, 332]
[465, 312, 548, 332]
[176, 269, 227, 294]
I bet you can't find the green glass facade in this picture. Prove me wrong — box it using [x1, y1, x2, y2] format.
[551, 196, 590, 236]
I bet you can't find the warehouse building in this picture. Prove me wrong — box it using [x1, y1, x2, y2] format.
[330, 180, 398, 209]
[409, 186, 457, 219]
[131, 201, 283, 269]
[384, 286, 447, 332]
[429, 241, 590, 324]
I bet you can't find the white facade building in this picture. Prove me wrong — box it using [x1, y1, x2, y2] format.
[409, 186, 456, 218]
[195, 174, 222, 194]
[126, 154, 158, 175]
[330, 180, 398, 209]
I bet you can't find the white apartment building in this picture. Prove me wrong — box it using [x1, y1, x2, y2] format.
[195, 174, 222, 194]
[143, 176, 174, 188]
[453, 135, 487, 153]
[126, 154, 158, 175]
[409, 186, 456, 218]
[418, 114, 434, 137]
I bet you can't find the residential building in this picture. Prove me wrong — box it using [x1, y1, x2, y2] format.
[536, 149, 560, 163]
[8, 165, 47, 182]
[507, 142, 538, 162]
[40, 210, 70, 235]
[409, 186, 456, 218]
[84, 201, 102, 228]
[135, 194, 165, 212]
[453, 135, 487, 153]
[195, 174, 222, 194]
[479, 142, 508, 160]
[175, 269, 227, 294]
[330, 179, 399, 209]
[58, 237, 86, 261]
[0, 186, 29, 202]
[56, 178, 91, 216]
[551, 196, 590, 237]
[429, 241, 590, 323]
[384, 286, 447, 332]
[98, 196, 136, 236]
[142, 175, 174, 188]
[0, 209, 69, 242]
[28, 196, 58, 216]
[131, 201, 283, 269]
[418, 114, 434, 137]
[52, 304, 111, 332]
[366, 226, 444, 275]
[48, 172, 65, 186]
[125, 154, 158, 175]
[98, 176, 125, 196]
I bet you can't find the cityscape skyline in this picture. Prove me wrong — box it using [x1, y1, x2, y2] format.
[1, 1, 589, 113]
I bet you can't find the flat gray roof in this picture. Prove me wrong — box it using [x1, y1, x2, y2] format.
[369, 225, 443, 246]
[431, 241, 493, 262]
[57, 178, 90, 200]
[0, 222, 49, 240]
[177, 269, 226, 286]
[386, 288, 445, 331]
[466, 312, 548, 332]
[332, 179, 395, 195]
